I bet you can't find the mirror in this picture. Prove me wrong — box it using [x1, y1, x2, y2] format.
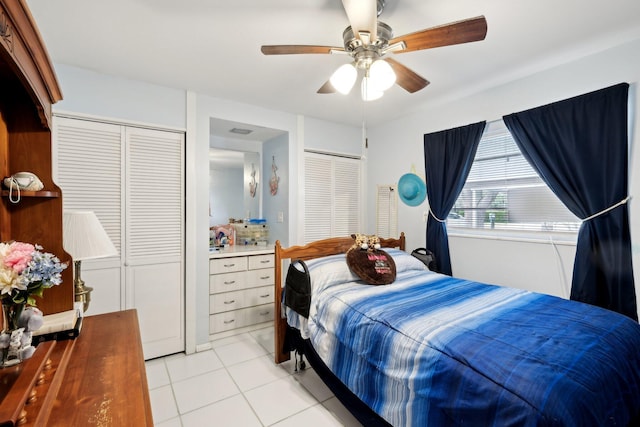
[209, 149, 260, 225]
[209, 117, 289, 246]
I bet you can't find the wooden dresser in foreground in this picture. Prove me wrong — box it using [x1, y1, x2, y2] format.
[0, 309, 153, 426]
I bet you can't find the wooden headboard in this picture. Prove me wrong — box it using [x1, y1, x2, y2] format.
[273, 233, 406, 364]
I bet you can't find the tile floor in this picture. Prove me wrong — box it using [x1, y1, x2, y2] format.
[146, 326, 362, 426]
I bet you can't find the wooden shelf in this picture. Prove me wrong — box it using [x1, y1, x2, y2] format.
[1, 190, 60, 198]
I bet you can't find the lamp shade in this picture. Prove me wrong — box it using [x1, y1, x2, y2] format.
[330, 63, 357, 94]
[63, 211, 118, 260]
[369, 59, 396, 92]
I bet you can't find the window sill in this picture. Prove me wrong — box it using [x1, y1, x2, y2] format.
[447, 229, 578, 246]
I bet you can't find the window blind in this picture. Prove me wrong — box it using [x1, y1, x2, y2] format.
[450, 120, 580, 234]
[376, 185, 398, 238]
[304, 152, 361, 243]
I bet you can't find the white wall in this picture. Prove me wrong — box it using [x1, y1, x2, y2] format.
[303, 116, 363, 156]
[263, 134, 290, 246]
[53, 64, 186, 129]
[367, 37, 640, 319]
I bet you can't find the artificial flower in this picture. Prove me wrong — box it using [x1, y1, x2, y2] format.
[0, 242, 67, 306]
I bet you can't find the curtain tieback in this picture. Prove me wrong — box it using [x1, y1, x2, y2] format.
[582, 196, 631, 222]
[428, 207, 446, 223]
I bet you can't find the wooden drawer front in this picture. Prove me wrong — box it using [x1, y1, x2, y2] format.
[246, 268, 274, 288]
[210, 290, 246, 314]
[246, 286, 273, 307]
[210, 257, 247, 274]
[244, 303, 274, 326]
[209, 271, 247, 294]
[248, 254, 274, 270]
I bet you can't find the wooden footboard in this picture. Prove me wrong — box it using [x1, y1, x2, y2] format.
[273, 233, 405, 363]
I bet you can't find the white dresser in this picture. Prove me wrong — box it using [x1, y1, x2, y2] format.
[209, 247, 275, 338]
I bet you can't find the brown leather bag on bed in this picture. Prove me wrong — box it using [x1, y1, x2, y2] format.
[346, 234, 396, 285]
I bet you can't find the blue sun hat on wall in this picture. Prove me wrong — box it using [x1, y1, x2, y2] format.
[398, 173, 427, 206]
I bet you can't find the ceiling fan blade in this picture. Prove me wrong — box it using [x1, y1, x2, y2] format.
[261, 45, 343, 55]
[390, 16, 487, 53]
[385, 58, 430, 93]
[317, 80, 336, 94]
[342, 0, 378, 42]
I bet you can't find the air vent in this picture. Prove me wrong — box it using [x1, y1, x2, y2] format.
[229, 127, 253, 135]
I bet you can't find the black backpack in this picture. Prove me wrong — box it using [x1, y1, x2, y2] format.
[411, 248, 438, 272]
[284, 259, 311, 318]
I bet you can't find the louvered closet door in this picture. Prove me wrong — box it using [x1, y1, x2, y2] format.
[304, 152, 361, 243]
[54, 117, 185, 359]
[126, 127, 184, 359]
[55, 118, 124, 315]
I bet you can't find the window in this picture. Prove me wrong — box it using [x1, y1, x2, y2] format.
[449, 120, 580, 234]
[304, 151, 361, 243]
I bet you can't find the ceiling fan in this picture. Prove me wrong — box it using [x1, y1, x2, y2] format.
[261, 0, 487, 101]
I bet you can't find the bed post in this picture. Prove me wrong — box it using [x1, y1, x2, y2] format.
[274, 240, 290, 363]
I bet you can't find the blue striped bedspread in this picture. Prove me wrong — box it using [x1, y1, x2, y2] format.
[287, 249, 640, 426]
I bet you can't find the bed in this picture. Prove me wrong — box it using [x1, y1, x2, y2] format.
[273, 233, 640, 426]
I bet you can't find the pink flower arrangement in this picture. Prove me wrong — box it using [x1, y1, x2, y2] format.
[2, 242, 34, 274]
[0, 241, 67, 306]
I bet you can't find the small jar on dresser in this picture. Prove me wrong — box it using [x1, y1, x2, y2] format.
[209, 246, 275, 339]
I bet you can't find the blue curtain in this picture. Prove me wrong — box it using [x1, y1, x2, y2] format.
[503, 83, 637, 320]
[423, 121, 486, 275]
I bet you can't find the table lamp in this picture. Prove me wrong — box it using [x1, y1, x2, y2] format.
[63, 211, 118, 313]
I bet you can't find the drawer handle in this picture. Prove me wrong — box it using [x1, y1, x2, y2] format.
[260, 276, 271, 280]
[224, 300, 236, 305]
[260, 294, 270, 298]
[223, 263, 235, 268]
[224, 280, 236, 285]
[259, 311, 271, 316]
[223, 319, 235, 324]
[260, 260, 270, 264]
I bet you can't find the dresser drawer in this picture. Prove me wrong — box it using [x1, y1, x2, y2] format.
[209, 303, 274, 334]
[248, 254, 274, 270]
[210, 289, 246, 314]
[246, 286, 273, 307]
[209, 271, 247, 294]
[246, 268, 274, 287]
[209, 311, 241, 333]
[244, 303, 274, 325]
[210, 257, 247, 274]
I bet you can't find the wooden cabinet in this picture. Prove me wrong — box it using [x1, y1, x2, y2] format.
[0, 0, 73, 315]
[209, 251, 274, 338]
[0, 310, 153, 426]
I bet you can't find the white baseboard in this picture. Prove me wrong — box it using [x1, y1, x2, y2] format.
[195, 342, 213, 352]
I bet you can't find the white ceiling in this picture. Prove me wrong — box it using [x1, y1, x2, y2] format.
[26, 0, 640, 128]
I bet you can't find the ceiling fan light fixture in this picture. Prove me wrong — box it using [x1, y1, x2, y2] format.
[361, 76, 383, 101]
[330, 63, 357, 94]
[369, 59, 396, 91]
